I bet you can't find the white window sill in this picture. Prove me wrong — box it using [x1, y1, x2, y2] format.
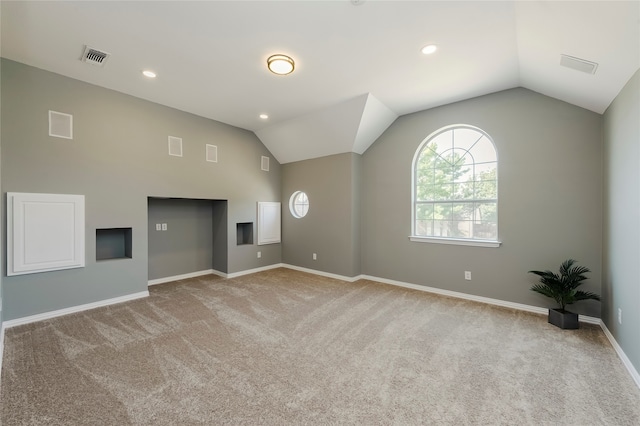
[409, 236, 501, 248]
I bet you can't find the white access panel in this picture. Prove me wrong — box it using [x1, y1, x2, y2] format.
[7, 192, 85, 276]
[257, 202, 281, 245]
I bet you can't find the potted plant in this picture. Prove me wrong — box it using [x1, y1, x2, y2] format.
[529, 259, 600, 329]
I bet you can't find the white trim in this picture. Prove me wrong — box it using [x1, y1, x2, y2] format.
[360, 273, 601, 324]
[210, 269, 228, 279]
[282, 264, 361, 282]
[0, 323, 5, 381]
[2, 291, 149, 329]
[148, 269, 215, 286]
[409, 236, 501, 248]
[360, 274, 548, 314]
[226, 264, 284, 279]
[600, 320, 640, 389]
[578, 315, 602, 325]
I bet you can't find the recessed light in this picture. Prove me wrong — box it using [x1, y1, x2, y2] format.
[259, 114, 269, 120]
[421, 44, 438, 55]
[267, 54, 295, 75]
[142, 70, 157, 78]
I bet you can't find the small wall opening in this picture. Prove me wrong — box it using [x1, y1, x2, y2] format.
[96, 228, 132, 261]
[237, 222, 253, 245]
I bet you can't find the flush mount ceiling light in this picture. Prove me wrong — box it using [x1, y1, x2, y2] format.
[421, 44, 438, 55]
[267, 54, 295, 75]
[142, 70, 157, 78]
[259, 114, 269, 119]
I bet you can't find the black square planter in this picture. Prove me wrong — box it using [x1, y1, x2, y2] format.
[548, 308, 579, 329]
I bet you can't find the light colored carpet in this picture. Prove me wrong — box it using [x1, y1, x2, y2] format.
[1, 268, 639, 425]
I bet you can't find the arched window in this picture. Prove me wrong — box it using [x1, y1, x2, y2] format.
[411, 125, 499, 246]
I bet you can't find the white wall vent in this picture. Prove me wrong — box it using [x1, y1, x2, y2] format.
[81, 45, 110, 67]
[261, 156, 270, 171]
[206, 144, 218, 162]
[560, 54, 598, 75]
[48, 110, 73, 139]
[168, 136, 183, 157]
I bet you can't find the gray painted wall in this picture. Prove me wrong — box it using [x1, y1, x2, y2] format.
[148, 198, 227, 281]
[603, 68, 640, 372]
[1, 59, 281, 320]
[0, 58, 2, 330]
[360, 88, 603, 316]
[282, 152, 361, 277]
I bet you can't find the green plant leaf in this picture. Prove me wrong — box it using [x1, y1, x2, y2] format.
[528, 259, 599, 309]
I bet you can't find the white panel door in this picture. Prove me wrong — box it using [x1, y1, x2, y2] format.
[257, 202, 281, 245]
[8, 192, 85, 275]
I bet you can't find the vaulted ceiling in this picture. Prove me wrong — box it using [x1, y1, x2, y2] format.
[2, 1, 638, 163]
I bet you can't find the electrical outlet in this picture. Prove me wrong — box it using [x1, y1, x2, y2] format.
[156, 223, 161, 231]
[313, 253, 317, 260]
[464, 271, 471, 280]
[162, 223, 167, 231]
[257, 251, 261, 259]
[618, 308, 622, 325]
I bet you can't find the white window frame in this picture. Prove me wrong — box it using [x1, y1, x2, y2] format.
[289, 191, 309, 218]
[410, 124, 501, 247]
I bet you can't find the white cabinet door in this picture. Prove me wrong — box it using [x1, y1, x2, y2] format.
[8, 192, 85, 276]
[257, 202, 281, 245]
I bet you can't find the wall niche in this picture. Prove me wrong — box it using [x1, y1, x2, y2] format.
[96, 228, 132, 261]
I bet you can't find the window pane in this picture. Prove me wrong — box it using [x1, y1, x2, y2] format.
[416, 203, 434, 220]
[470, 137, 496, 163]
[453, 128, 484, 151]
[453, 159, 473, 182]
[416, 167, 435, 187]
[417, 184, 437, 201]
[433, 183, 454, 201]
[440, 149, 459, 167]
[432, 220, 453, 237]
[433, 203, 452, 220]
[451, 220, 472, 238]
[415, 220, 433, 236]
[429, 131, 453, 155]
[453, 182, 473, 200]
[452, 203, 474, 221]
[294, 203, 308, 217]
[474, 162, 497, 181]
[475, 180, 497, 199]
[475, 202, 497, 222]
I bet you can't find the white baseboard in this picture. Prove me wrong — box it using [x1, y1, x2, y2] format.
[282, 264, 361, 282]
[360, 274, 549, 315]
[2, 290, 149, 329]
[148, 269, 216, 286]
[600, 320, 640, 389]
[358, 274, 601, 324]
[0, 322, 5, 381]
[225, 263, 285, 279]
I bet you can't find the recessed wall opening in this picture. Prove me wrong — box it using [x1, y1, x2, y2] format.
[96, 228, 132, 261]
[147, 197, 228, 281]
[236, 222, 254, 245]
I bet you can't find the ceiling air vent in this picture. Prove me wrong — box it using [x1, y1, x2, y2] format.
[560, 54, 598, 75]
[81, 45, 110, 67]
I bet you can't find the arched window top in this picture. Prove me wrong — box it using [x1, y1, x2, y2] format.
[411, 124, 500, 247]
